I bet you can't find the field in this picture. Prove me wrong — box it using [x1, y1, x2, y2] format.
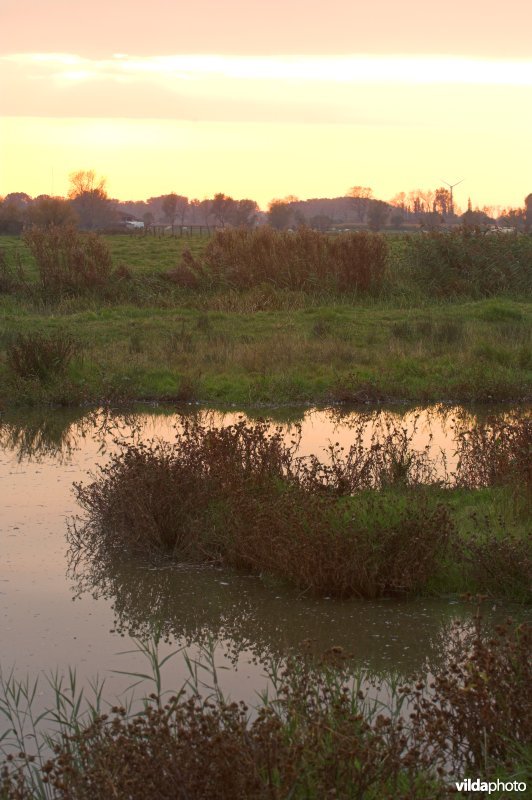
[0, 229, 530, 408]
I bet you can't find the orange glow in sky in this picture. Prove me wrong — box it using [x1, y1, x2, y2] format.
[1, 0, 531, 209]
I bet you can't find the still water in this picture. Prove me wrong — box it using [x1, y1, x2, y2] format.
[0, 404, 528, 723]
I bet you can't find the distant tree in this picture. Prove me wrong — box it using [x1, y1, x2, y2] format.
[496, 206, 525, 229]
[0, 193, 32, 233]
[267, 200, 293, 230]
[162, 193, 178, 226]
[68, 170, 115, 230]
[433, 187, 452, 217]
[211, 193, 236, 228]
[461, 207, 490, 227]
[174, 195, 189, 226]
[367, 200, 389, 231]
[309, 214, 333, 232]
[27, 196, 78, 228]
[389, 192, 407, 212]
[231, 199, 259, 228]
[347, 186, 373, 222]
[525, 194, 532, 232]
[389, 211, 405, 229]
[423, 211, 444, 231]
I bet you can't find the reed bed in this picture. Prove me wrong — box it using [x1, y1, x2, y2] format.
[167, 227, 388, 293]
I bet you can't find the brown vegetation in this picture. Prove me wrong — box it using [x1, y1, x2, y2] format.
[167, 227, 388, 292]
[2, 617, 529, 799]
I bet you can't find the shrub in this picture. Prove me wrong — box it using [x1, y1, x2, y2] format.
[169, 227, 388, 293]
[24, 226, 113, 297]
[2, 618, 529, 799]
[0, 249, 27, 295]
[454, 414, 531, 509]
[410, 616, 532, 778]
[403, 230, 532, 297]
[70, 418, 454, 598]
[7, 331, 78, 382]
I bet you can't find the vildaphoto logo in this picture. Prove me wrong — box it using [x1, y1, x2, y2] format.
[455, 778, 527, 794]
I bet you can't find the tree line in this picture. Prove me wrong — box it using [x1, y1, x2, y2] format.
[1, 170, 531, 233]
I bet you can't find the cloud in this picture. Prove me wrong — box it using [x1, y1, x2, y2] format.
[2, 53, 532, 125]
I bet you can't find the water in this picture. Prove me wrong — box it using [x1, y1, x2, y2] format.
[0, 404, 528, 724]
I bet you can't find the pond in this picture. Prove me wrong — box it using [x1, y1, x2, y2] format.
[1, 404, 529, 727]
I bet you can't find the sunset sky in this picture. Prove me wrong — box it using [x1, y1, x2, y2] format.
[1, 0, 531, 210]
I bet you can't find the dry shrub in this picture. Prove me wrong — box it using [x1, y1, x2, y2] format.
[458, 515, 531, 602]
[4, 619, 529, 799]
[0, 249, 28, 295]
[454, 414, 531, 514]
[404, 230, 532, 297]
[169, 227, 388, 293]
[0, 663, 446, 800]
[410, 616, 532, 779]
[7, 331, 78, 382]
[70, 418, 454, 598]
[24, 226, 113, 296]
[455, 414, 531, 489]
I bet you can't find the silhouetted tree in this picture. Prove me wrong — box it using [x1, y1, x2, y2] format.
[525, 194, 532, 232]
[211, 193, 235, 228]
[162, 193, 178, 226]
[68, 170, 116, 230]
[267, 200, 292, 230]
[347, 186, 373, 222]
[367, 200, 389, 231]
[231, 199, 259, 228]
[28, 196, 78, 228]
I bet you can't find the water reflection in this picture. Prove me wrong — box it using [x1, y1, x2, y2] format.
[68, 554, 519, 677]
[1, 402, 529, 714]
[1, 403, 527, 475]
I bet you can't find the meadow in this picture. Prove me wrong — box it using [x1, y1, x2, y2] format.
[0, 227, 530, 408]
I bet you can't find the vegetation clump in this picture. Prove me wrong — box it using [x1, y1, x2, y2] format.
[70, 417, 450, 598]
[403, 229, 532, 297]
[68, 414, 532, 601]
[1, 617, 530, 799]
[168, 227, 388, 293]
[7, 332, 79, 382]
[24, 226, 113, 297]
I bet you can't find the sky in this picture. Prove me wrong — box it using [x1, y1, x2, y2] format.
[1, 0, 531, 210]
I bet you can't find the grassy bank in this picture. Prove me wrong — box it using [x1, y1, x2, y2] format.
[2, 618, 530, 799]
[1, 298, 530, 407]
[0, 230, 530, 407]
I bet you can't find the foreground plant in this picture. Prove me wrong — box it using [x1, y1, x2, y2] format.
[1, 617, 530, 799]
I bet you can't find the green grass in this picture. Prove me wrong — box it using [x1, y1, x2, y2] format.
[0, 233, 530, 407]
[1, 297, 529, 406]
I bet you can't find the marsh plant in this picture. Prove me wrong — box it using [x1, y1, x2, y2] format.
[167, 227, 388, 293]
[24, 227, 113, 298]
[1, 617, 530, 799]
[69, 417, 455, 598]
[7, 333, 79, 383]
[403, 229, 532, 297]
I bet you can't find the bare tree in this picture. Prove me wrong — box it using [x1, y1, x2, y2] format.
[68, 170, 115, 230]
[347, 186, 373, 222]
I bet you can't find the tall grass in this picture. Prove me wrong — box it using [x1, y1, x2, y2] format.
[168, 227, 389, 293]
[24, 227, 113, 298]
[402, 229, 532, 297]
